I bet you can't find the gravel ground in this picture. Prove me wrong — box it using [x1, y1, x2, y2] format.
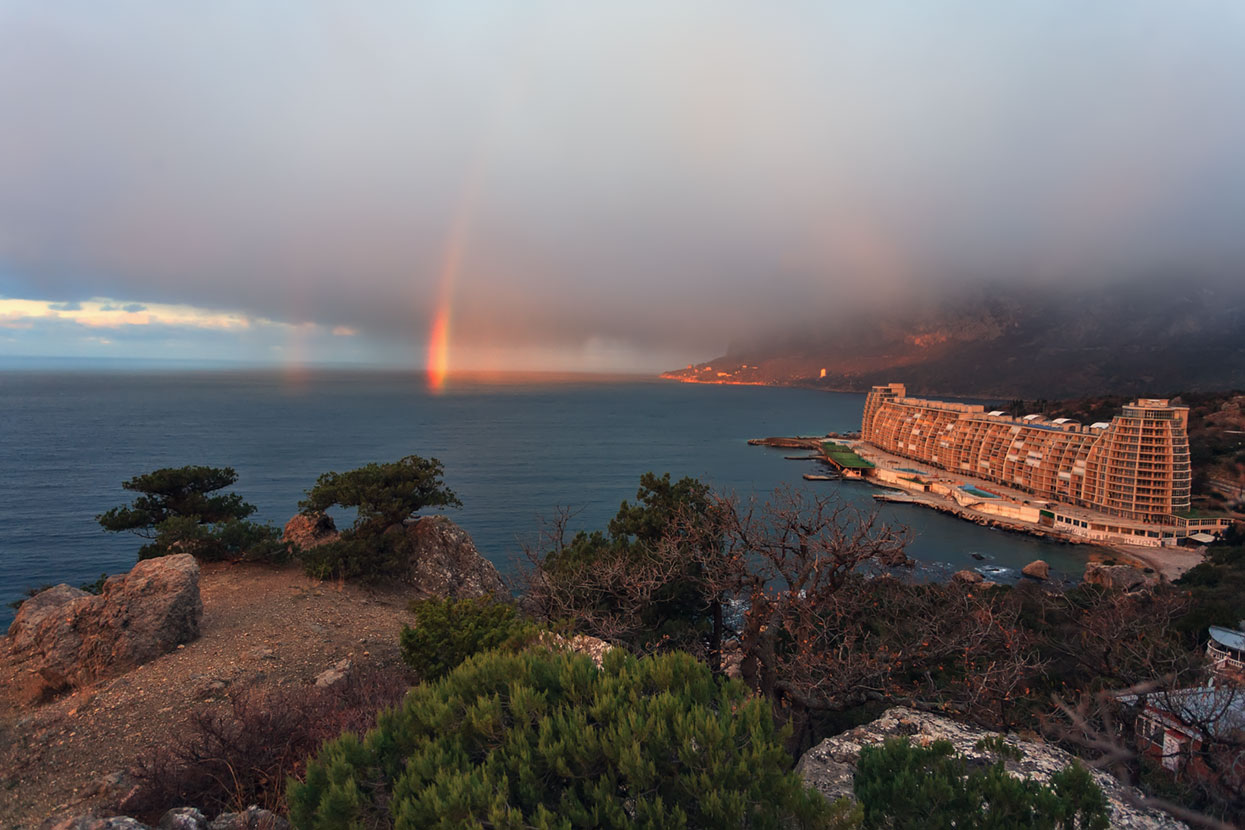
[0, 561, 417, 828]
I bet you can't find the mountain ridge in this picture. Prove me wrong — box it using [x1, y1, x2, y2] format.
[662, 279, 1245, 399]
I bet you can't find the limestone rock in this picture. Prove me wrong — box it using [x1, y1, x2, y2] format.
[1084, 561, 1160, 591]
[314, 658, 352, 688]
[207, 807, 289, 830]
[44, 817, 151, 830]
[541, 632, 614, 667]
[796, 707, 1188, 829]
[6, 555, 202, 702]
[720, 642, 744, 679]
[7, 584, 91, 651]
[403, 516, 506, 599]
[282, 512, 339, 551]
[1021, 559, 1050, 580]
[92, 770, 133, 800]
[158, 808, 209, 830]
[43, 808, 287, 830]
[952, 569, 983, 584]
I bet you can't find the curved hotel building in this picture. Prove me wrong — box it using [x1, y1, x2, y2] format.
[862, 383, 1198, 528]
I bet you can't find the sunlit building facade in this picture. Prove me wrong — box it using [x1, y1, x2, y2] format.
[861, 383, 1192, 524]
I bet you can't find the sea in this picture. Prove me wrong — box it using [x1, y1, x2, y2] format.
[0, 369, 1089, 628]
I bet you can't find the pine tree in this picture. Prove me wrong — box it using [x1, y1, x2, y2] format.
[289, 648, 857, 830]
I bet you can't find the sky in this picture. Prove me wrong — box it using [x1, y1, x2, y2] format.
[1, 2, 1244, 372]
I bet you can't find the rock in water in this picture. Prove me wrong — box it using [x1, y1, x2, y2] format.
[282, 512, 340, 550]
[403, 516, 506, 599]
[796, 707, 1188, 829]
[952, 569, 983, 584]
[1021, 559, 1050, 580]
[5, 554, 202, 703]
[1083, 561, 1159, 591]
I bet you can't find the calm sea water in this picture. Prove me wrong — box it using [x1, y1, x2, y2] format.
[0, 370, 1086, 627]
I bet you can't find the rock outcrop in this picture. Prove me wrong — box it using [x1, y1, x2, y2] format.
[313, 658, 352, 688]
[46, 807, 289, 830]
[1083, 561, 1160, 591]
[796, 707, 1187, 829]
[1021, 559, 1050, 580]
[5, 555, 202, 703]
[951, 569, 983, 584]
[541, 632, 614, 667]
[402, 516, 506, 599]
[281, 512, 339, 550]
[45, 818, 150, 830]
[6, 584, 90, 652]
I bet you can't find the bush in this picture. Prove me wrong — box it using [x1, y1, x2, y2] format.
[299, 524, 411, 582]
[974, 735, 1023, 762]
[853, 738, 1109, 829]
[289, 648, 854, 829]
[123, 666, 410, 821]
[399, 597, 539, 681]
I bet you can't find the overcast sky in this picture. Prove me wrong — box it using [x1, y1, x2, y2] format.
[2, 2, 1243, 370]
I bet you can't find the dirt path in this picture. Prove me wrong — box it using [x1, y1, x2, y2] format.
[1105, 545, 1207, 582]
[0, 562, 417, 828]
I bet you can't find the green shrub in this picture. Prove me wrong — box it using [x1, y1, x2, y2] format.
[399, 597, 538, 681]
[298, 525, 410, 582]
[974, 734, 1023, 762]
[289, 648, 856, 830]
[297, 455, 460, 580]
[854, 737, 1109, 829]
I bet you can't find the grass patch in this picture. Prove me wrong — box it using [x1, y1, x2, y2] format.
[821, 441, 875, 469]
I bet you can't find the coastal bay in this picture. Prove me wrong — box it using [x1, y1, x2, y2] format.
[0, 370, 1088, 626]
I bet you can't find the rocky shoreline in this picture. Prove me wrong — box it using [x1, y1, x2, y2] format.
[757, 434, 1206, 583]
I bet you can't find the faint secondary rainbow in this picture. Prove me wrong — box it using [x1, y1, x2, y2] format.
[426, 157, 485, 394]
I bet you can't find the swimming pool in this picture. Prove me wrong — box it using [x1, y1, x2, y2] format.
[961, 485, 1000, 499]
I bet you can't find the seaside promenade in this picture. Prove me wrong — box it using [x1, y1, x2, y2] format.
[842, 440, 1208, 581]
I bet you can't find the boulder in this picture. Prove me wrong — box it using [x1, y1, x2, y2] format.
[282, 512, 339, 550]
[796, 707, 1188, 830]
[314, 658, 352, 688]
[45, 818, 151, 830]
[7, 584, 90, 651]
[6, 555, 202, 702]
[41, 808, 288, 830]
[157, 808, 209, 830]
[402, 516, 506, 599]
[1083, 561, 1159, 591]
[207, 807, 289, 830]
[951, 569, 983, 584]
[1021, 559, 1050, 580]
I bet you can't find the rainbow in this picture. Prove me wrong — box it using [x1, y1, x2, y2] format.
[426, 159, 484, 394]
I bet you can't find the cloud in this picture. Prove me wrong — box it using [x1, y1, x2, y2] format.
[0, 296, 394, 365]
[0, 2, 1243, 370]
[0, 297, 261, 331]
